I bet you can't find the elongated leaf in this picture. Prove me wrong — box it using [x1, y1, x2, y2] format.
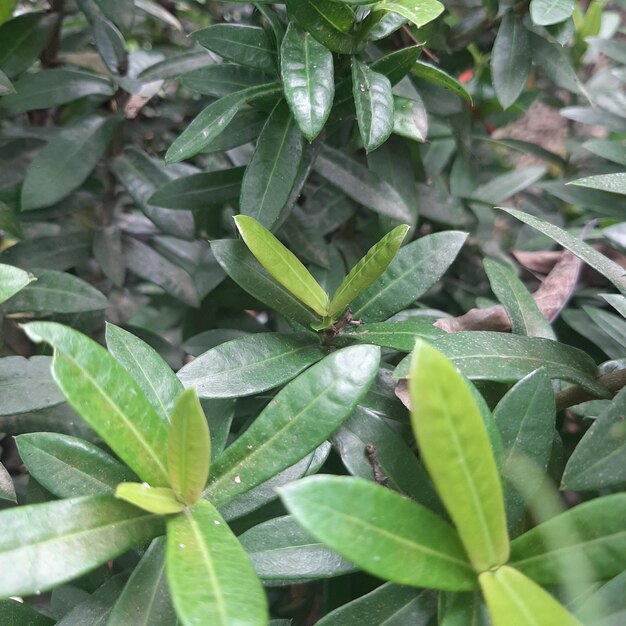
[1, 233, 92, 272]
[393, 95, 428, 143]
[166, 499, 267, 626]
[343, 320, 444, 350]
[107, 537, 176, 626]
[0, 495, 163, 597]
[192, 24, 277, 74]
[529, 33, 584, 95]
[180, 64, 268, 97]
[570, 173, 626, 195]
[178, 332, 324, 398]
[23, 322, 170, 487]
[168, 388, 210, 505]
[240, 100, 304, 229]
[530, 0, 575, 26]
[509, 493, 626, 584]
[351, 231, 468, 321]
[106, 323, 182, 424]
[480, 566, 582, 626]
[0, 69, 13, 95]
[411, 62, 472, 103]
[379, 0, 444, 28]
[329, 225, 409, 317]
[281, 475, 476, 590]
[499, 207, 626, 294]
[574, 569, 626, 625]
[16, 433, 136, 498]
[0, 263, 32, 304]
[234, 215, 329, 316]
[371, 45, 423, 86]
[409, 340, 509, 571]
[116, 483, 185, 515]
[491, 13, 531, 109]
[239, 515, 354, 581]
[352, 59, 394, 152]
[468, 166, 546, 204]
[280, 23, 335, 141]
[0, 462, 15, 503]
[165, 83, 281, 163]
[205, 345, 380, 506]
[0, 599, 54, 625]
[211, 239, 320, 327]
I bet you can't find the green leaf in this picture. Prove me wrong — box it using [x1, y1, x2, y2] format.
[0, 462, 15, 503]
[0, 263, 32, 304]
[377, 0, 444, 28]
[491, 13, 531, 109]
[395, 332, 608, 397]
[3, 268, 108, 313]
[205, 344, 380, 507]
[180, 64, 268, 97]
[479, 566, 582, 625]
[285, 0, 356, 55]
[0, 495, 164, 597]
[509, 493, 626, 584]
[468, 166, 546, 204]
[280, 23, 335, 141]
[0, 600, 54, 625]
[192, 24, 277, 74]
[411, 62, 472, 103]
[1, 233, 92, 272]
[438, 591, 490, 626]
[0, 69, 114, 113]
[21, 116, 119, 211]
[570, 172, 626, 195]
[351, 231, 468, 322]
[370, 45, 423, 86]
[16, 433, 136, 498]
[343, 320, 445, 351]
[392, 95, 428, 143]
[168, 388, 210, 505]
[530, 0, 575, 26]
[115, 483, 185, 515]
[240, 100, 304, 229]
[239, 515, 355, 581]
[165, 83, 281, 164]
[281, 475, 476, 590]
[211, 239, 320, 327]
[483, 258, 555, 340]
[562, 387, 626, 491]
[316, 582, 436, 626]
[499, 207, 626, 295]
[178, 332, 325, 398]
[0, 69, 14, 95]
[166, 499, 267, 626]
[106, 323, 182, 424]
[234, 215, 329, 316]
[529, 33, 584, 95]
[409, 340, 509, 571]
[23, 322, 170, 487]
[107, 537, 177, 626]
[329, 225, 409, 317]
[574, 569, 626, 625]
[352, 59, 394, 153]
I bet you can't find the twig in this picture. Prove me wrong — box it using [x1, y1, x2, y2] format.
[556, 368, 626, 411]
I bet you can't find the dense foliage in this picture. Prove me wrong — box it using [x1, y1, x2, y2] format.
[0, 0, 625, 624]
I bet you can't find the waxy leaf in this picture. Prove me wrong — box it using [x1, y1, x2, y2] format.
[378, 0, 444, 28]
[240, 100, 304, 229]
[180, 64, 268, 97]
[281, 475, 476, 590]
[166, 499, 267, 626]
[479, 566, 582, 625]
[234, 215, 329, 316]
[370, 45, 423, 86]
[0, 600, 53, 625]
[0, 495, 163, 597]
[570, 172, 626, 195]
[115, 483, 185, 515]
[178, 332, 325, 398]
[352, 59, 394, 152]
[23, 322, 170, 487]
[0, 462, 15, 503]
[409, 341, 509, 571]
[530, 0, 575, 26]
[0, 263, 32, 304]
[168, 388, 210, 505]
[281, 23, 335, 141]
[343, 320, 444, 351]
[329, 224, 409, 317]
[16, 433, 136, 498]
[205, 345, 380, 507]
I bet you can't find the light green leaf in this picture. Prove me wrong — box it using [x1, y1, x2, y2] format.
[570, 172, 626, 195]
[168, 388, 210, 505]
[166, 499, 267, 626]
[378, 0, 444, 28]
[115, 483, 184, 515]
[0, 263, 33, 305]
[280, 475, 476, 590]
[0, 462, 15, 503]
[409, 340, 509, 571]
[480, 566, 582, 625]
[234, 215, 329, 316]
[23, 322, 170, 487]
[530, 0, 575, 26]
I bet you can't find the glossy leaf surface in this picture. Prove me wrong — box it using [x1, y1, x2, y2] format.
[343, 320, 444, 351]
[115, 483, 185, 515]
[0, 263, 32, 304]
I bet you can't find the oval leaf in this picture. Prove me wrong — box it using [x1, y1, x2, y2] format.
[115, 483, 185, 515]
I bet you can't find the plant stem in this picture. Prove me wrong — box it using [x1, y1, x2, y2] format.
[556, 368, 626, 411]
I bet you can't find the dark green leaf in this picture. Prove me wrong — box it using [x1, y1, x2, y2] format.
[378, 0, 444, 28]
[343, 319, 444, 350]
[0, 599, 55, 625]
[529, 33, 584, 95]
[180, 64, 268, 97]
[0, 69, 14, 95]
[411, 62, 472, 103]
[468, 166, 546, 204]
[371, 45, 423, 86]
[1, 233, 92, 272]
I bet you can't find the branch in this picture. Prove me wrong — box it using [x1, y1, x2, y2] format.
[556, 368, 626, 411]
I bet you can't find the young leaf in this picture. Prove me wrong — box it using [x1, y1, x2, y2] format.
[280, 475, 476, 590]
[281, 23, 335, 141]
[328, 224, 409, 317]
[22, 322, 170, 487]
[409, 340, 510, 571]
[233, 215, 330, 316]
[0, 495, 164, 597]
[166, 499, 267, 626]
[479, 566, 582, 625]
[205, 344, 380, 507]
[352, 59, 394, 153]
[115, 483, 185, 515]
[168, 388, 210, 505]
[0, 263, 33, 304]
